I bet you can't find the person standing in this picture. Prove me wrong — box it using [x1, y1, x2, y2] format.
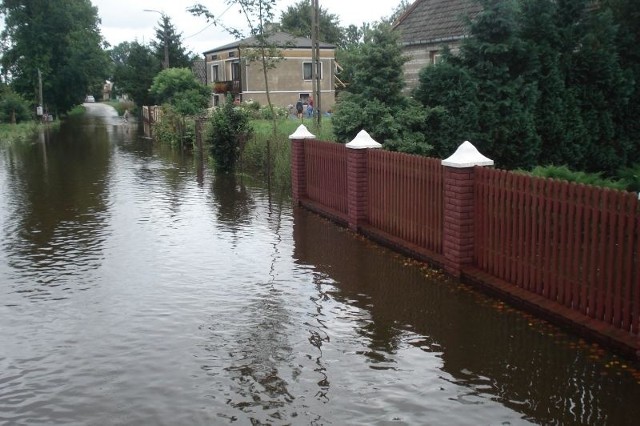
[307, 97, 314, 118]
[296, 98, 304, 119]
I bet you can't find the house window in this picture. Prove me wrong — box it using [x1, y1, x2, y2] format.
[211, 54, 218, 60]
[303, 62, 322, 80]
[430, 50, 441, 65]
[231, 61, 240, 81]
[228, 51, 236, 58]
[211, 64, 219, 83]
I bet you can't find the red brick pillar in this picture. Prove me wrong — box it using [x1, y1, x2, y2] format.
[346, 130, 381, 231]
[289, 125, 316, 205]
[441, 141, 493, 278]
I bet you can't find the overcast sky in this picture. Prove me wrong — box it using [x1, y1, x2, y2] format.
[93, 0, 403, 56]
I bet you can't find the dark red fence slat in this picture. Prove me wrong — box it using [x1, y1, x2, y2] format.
[475, 167, 640, 336]
[300, 141, 640, 340]
[304, 140, 348, 215]
[367, 149, 443, 254]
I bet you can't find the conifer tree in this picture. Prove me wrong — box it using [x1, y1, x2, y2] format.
[519, 0, 587, 168]
[150, 15, 193, 69]
[453, 0, 540, 170]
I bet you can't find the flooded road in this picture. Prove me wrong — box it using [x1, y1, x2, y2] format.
[0, 104, 639, 425]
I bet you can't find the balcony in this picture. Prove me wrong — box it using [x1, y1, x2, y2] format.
[212, 80, 241, 95]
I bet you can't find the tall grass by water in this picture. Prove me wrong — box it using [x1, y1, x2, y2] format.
[241, 118, 335, 190]
[0, 121, 55, 145]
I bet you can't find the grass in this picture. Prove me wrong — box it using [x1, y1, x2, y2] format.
[239, 117, 336, 190]
[104, 100, 136, 116]
[66, 105, 86, 117]
[0, 121, 41, 145]
[251, 117, 335, 141]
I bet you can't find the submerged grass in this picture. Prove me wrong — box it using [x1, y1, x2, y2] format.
[240, 118, 335, 190]
[0, 122, 41, 145]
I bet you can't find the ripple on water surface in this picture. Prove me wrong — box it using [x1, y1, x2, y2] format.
[1, 121, 640, 425]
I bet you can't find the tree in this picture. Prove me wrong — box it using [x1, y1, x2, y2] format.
[150, 14, 194, 69]
[0, 0, 109, 115]
[277, 0, 343, 46]
[332, 23, 432, 153]
[112, 41, 161, 107]
[190, 0, 288, 175]
[149, 68, 210, 115]
[518, 0, 587, 168]
[0, 88, 31, 123]
[451, 0, 541, 170]
[348, 23, 407, 107]
[413, 58, 480, 159]
[386, 0, 412, 24]
[605, 0, 640, 162]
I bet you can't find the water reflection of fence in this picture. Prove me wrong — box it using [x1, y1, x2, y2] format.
[291, 129, 640, 360]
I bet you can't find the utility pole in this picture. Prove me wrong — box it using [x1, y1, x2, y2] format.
[311, 0, 321, 126]
[144, 9, 169, 69]
[37, 69, 43, 120]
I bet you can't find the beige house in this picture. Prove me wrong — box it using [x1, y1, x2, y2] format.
[393, 0, 482, 92]
[203, 32, 336, 111]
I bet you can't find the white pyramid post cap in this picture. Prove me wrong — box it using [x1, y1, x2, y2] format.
[289, 124, 316, 140]
[345, 129, 382, 149]
[441, 141, 494, 168]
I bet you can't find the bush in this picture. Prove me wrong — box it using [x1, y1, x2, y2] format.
[206, 95, 253, 173]
[332, 92, 398, 143]
[529, 165, 627, 190]
[152, 104, 195, 148]
[617, 164, 640, 193]
[0, 91, 32, 124]
[259, 105, 289, 120]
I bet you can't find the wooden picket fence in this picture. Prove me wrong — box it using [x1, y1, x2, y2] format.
[293, 138, 639, 355]
[475, 167, 640, 334]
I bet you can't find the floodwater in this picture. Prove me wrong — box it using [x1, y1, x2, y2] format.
[0, 104, 639, 425]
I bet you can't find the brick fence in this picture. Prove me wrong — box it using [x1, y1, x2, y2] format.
[290, 125, 640, 360]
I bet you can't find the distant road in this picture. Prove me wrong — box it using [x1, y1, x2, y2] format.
[83, 102, 119, 118]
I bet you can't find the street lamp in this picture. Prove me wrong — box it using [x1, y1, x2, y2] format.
[144, 9, 169, 69]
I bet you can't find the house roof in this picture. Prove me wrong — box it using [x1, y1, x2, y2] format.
[393, 0, 482, 46]
[203, 31, 335, 55]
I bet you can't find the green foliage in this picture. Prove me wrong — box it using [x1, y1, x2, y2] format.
[0, 121, 38, 144]
[0, 0, 109, 114]
[67, 105, 86, 117]
[258, 105, 288, 120]
[189, 0, 283, 137]
[152, 104, 196, 148]
[606, 0, 640, 163]
[149, 68, 210, 115]
[112, 42, 161, 107]
[412, 0, 638, 174]
[347, 23, 407, 106]
[519, 0, 588, 168]
[454, 0, 540, 170]
[104, 100, 136, 117]
[206, 95, 253, 173]
[616, 164, 640, 192]
[332, 92, 396, 143]
[0, 90, 32, 123]
[384, 100, 432, 156]
[413, 60, 479, 158]
[277, 0, 344, 45]
[150, 14, 194, 69]
[528, 165, 627, 190]
[332, 23, 412, 145]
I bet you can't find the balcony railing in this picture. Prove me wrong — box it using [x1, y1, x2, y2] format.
[212, 80, 241, 95]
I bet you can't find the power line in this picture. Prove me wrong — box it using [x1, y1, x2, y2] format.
[184, 3, 234, 40]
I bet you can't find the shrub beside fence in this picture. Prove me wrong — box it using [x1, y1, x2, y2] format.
[290, 125, 640, 360]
